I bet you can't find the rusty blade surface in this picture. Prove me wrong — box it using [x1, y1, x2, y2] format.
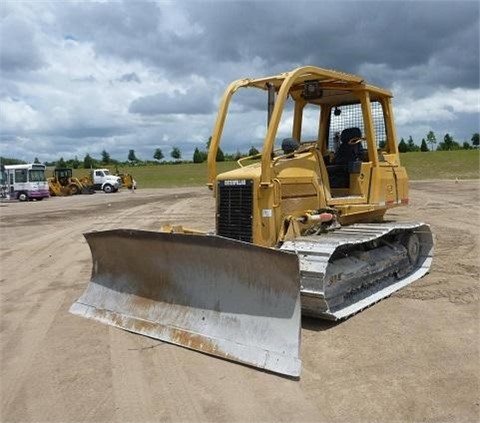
[70, 230, 302, 377]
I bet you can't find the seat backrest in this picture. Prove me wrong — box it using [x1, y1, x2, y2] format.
[335, 127, 363, 164]
[340, 127, 362, 144]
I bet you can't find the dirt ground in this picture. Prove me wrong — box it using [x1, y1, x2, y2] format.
[1, 180, 479, 423]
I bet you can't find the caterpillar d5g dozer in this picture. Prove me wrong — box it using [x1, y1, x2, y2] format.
[71, 66, 434, 377]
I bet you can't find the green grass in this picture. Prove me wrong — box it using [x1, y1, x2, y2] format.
[70, 162, 239, 188]
[65, 150, 479, 189]
[400, 150, 479, 180]
[115, 162, 240, 188]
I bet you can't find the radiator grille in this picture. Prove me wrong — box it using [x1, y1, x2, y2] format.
[217, 180, 253, 242]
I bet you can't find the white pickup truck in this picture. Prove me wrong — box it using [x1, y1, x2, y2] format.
[91, 169, 121, 193]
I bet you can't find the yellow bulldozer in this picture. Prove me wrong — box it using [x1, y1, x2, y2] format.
[48, 168, 95, 196]
[71, 66, 434, 377]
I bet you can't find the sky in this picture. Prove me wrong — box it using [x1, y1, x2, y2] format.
[0, 0, 479, 163]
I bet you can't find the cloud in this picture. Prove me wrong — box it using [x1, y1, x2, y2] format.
[129, 84, 216, 115]
[119, 72, 141, 83]
[0, 97, 40, 134]
[0, 10, 45, 72]
[0, 0, 478, 163]
[395, 88, 480, 125]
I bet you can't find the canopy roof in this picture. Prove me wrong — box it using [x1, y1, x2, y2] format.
[234, 65, 392, 106]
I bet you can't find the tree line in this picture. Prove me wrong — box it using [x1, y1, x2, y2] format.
[192, 138, 259, 164]
[44, 147, 184, 169]
[34, 141, 261, 169]
[397, 131, 479, 153]
[2, 131, 478, 168]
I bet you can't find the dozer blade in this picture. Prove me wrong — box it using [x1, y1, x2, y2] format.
[70, 230, 302, 377]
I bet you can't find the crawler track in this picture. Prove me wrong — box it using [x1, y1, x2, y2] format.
[281, 222, 434, 320]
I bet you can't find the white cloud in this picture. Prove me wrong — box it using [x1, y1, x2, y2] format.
[394, 87, 480, 125]
[0, 0, 478, 162]
[0, 97, 40, 134]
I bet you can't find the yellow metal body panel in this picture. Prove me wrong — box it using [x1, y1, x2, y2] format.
[209, 66, 409, 247]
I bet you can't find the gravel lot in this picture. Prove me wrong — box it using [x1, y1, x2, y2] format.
[1, 181, 478, 423]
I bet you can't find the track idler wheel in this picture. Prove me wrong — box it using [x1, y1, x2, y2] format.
[401, 232, 420, 265]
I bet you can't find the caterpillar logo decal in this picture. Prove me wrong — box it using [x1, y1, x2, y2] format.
[222, 180, 247, 186]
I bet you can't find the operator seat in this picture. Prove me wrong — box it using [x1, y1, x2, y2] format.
[327, 127, 363, 189]
[335, 127, 363, 164]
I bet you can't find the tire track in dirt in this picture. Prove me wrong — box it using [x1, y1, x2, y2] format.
[163, 347, 324, 422]
[0, 215, 92, 295]
[0, 223, 91, 345]
[108, 329, 157, 423]
[85, 189, 211, 232]
[2, 293, 115, 423]
[108, 335, 209, 422]
[0, 216, 97, 421]
[1, 291, 65, 412]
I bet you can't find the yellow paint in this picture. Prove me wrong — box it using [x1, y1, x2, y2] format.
[209, 66, 409, 247]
